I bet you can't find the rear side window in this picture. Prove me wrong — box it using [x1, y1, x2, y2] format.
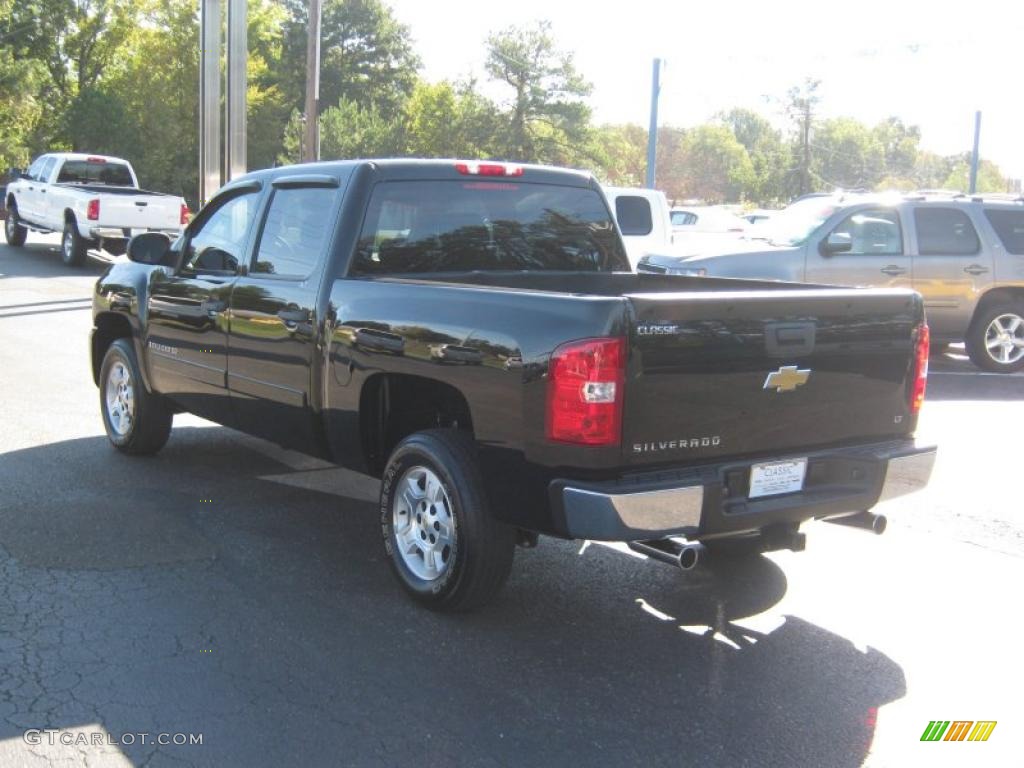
[914, 208, 980, 255]
[352, 180, 629, 275]
[615, 196, 653, 236]
[984, 209, 1024, 255]
[671, 211, 697, 226]
[56, 160, 133, 186]
[253, 187, 336, 277]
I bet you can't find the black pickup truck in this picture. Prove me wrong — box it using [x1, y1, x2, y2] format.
[92, 159, 936, 611]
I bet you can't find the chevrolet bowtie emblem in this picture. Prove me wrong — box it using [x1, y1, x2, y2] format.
[763, 365, 811, 393]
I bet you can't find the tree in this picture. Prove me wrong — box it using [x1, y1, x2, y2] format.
[873, 117, 920, 180]
[784, 78, 821, 196]
[719, 108, 788, 204]
[943, 154, 1008, 193]
[484, 20, 592, 164]
[278, 0, 420, 123]
[281, 98, 402, 163]
[0, 49, 45, 167]
[591, 124, 647, 187]
[676, 124, 755, 203]
[400, 80, 501, 159]
[4, 0, 137, 150]
[912, 151, 955, 190]
[811, 117, 886, 190]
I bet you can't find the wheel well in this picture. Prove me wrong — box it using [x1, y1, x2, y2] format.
[92, 313, 133, 385]
[970, 288, 1024, 330]
[64, 209, 76, 225]
[360, 374, 474, 476]
[5, 194, 14, 210]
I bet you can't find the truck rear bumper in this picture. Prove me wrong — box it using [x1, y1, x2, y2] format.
[88, 227, 179, 240]
[549, 438, 936, 541]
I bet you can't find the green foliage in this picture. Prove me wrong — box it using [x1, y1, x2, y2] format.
[943, 155, 1008, 194]
[676, 124, 755, 203]
[484, 20, 592, 164]
[0, 6, 1013, 207]
[811, 117, 886, 190]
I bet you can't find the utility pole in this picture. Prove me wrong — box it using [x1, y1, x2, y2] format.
[969, 110, 982, 195]
[225, 0, 247, 182]
[645, 58, 662, 189]
[303, 0, 322, 163]
[198, 0, 221, 206]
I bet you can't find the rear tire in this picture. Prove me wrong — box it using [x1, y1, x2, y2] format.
[4, 206, 27, 247]
[380, 429, 516, 612]
[100, 339, 173, 455]
[966, 303, 1024, 373]
[61, 219, 89, 267]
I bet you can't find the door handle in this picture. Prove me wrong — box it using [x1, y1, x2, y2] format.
[355, 328, 405, 354]
[40, 189, 46, 194]
[201, 299, 226, 317]
[880, 265, 907, 276]
[277, 307, 310, 330]
[963, 264, 989, 276]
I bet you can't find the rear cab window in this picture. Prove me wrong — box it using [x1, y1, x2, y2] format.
[983, 209, 1024, 255]
[351, 180, 629, 274]
[614, 195, 653, 236]
[913, 207, 980, 255]
[56, 159, 134, 186]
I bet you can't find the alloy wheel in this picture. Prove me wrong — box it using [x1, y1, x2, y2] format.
[392, 465, 455, 581]
[984, 313, 1024, 365]
[105, 361, 135, 436]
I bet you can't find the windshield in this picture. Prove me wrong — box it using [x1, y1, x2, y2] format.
[352, 180, 630, 274]
[761, 197, 840, 246]
[56, 160, 134, 186]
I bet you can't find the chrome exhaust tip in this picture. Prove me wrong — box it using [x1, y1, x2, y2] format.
[824, 511, 887, 535]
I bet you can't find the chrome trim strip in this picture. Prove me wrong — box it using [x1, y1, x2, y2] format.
[563, 484, 704, 531]
[878, 448, 937, 502]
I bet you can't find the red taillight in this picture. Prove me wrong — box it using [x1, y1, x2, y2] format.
[86, 156, 105, 164]
[910, 323, 929, 415]
[180, 203, 190, 226]
[455, 161, 524, 177]
[546, 337, 625, 446]
[86, 199, 100, 220]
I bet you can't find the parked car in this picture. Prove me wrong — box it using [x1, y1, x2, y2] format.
[602, 186, 674, 269]
[670, 205, 749, 254]
[639, 193, 1024, 372]
[92, 159, 935, 611]
[4, 153, 188, 265]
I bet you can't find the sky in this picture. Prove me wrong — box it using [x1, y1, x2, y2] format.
[386, 0, 1024, 179]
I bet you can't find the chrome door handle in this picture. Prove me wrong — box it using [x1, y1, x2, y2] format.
[963, 264, 989, 276]
[201, 299, 226, 316]
[277, 307, 310, 330]
[880, 265, 907, 276]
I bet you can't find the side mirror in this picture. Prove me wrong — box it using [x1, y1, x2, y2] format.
[127, 232, 172, 264]
[820, 231, 853, 255]
[8, 168, 21, 182]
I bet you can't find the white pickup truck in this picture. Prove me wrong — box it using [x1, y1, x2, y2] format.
[4, 153, 187, 266]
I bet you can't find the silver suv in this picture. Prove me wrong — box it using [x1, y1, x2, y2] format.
[639, 194, 1024, 372]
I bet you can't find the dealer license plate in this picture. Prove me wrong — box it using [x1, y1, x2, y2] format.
[749, 458, 807, 499]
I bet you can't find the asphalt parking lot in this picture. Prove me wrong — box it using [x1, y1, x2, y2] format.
[1, 237, 1022, 767]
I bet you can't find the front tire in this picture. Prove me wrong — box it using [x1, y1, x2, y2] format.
[966, 303, 1024, 373]
[61, 219, 89, 267]
[4, 206, 27, 247]
[100, 339, 173, 455]
[380, 429, 516, 612]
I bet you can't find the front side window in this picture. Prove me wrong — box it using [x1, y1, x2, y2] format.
[984, 209, 1024, 255]
[671, 211, 696, 227]
[185, 192, 258, 273]
[615, 196, 653, 236]
[38, 158, 57, 183]
[352, 180, 629, 274]
[830, 208, 902, 255]
[914, 208, 980, 255]
[27, 157, 45, 181]
[252, 187, 336, 277]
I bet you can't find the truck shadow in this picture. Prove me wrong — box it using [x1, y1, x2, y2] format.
[0, 427, 905, 767]
[0, 239, 111, 279]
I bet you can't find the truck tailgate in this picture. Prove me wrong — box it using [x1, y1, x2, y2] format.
[623, 287, 922, 467]
[98, 193, 180, 232]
